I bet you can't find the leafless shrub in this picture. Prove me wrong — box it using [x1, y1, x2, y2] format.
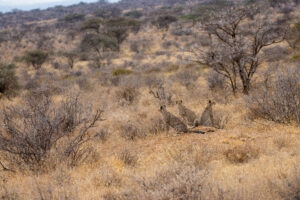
[225, 144, 260, 164]
[142, 75, 163, 89]
[116, 74, 145, 88]
[149, 84, 173, 106]
[0, 90, 104, 169]
[67, 146, 98, 167]
[95, 128, 110, 143]
[247, 67, 300, 124]
[105, 165, 208, 200]
[129, 39, 151, 55]
[213, 110, 230, 129]
[119, 123, 143, 141]
[161, 41, 172, 49]
[101, 168, 122, 188]
[115, 87, 140, 106]
[171, 68, 199, 88]
[198, 34, 211, 47]
[132, 53, 146, 60]
[147, 117, 169, 135]
[24, 72, 63, 95]
[0, 177, 19, 200]
[129, 41, 139, 53]
[64, 108, 104, 166]
[165, 64, 179, 72]
[33, 179, 79, 200]
[263, 46, 289, 62]
[103, 193, 118, 200]
[154, 51, 166, 56]
[118, 149, 137, 167]
[268, 166, 300, 200]
[51, 61, 61, 69]
[273, 136, 292, 150]
[76, 78, 92, 92]
[171, 26, 192, 36]
[71, 70, 82, 77]
[206, 70, 227, 91]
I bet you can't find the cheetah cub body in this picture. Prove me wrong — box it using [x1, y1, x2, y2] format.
[176, 100, 197, 127]
[159, 105, 188, 133]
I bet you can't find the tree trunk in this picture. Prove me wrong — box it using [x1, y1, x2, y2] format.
[242, 79, 251, 95]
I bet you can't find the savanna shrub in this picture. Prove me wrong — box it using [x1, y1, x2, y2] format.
[0, 63, 18, 98]
[248, 67, 300, 124]
[0, 90, 103, 169]
[23, 50, 48, 69]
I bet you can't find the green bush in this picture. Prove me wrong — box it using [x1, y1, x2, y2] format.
[124, 10, 143, 18]
[152, 15, 177, 30]
[81, 17, 103, 33]
[292, 54, 300, 61]
[106, 17, 141, 44]
[60, 13, 85, 23]
[81, 33, 119, 52]
[180, 14, 200, 21]
[0, 63, 18, 98]
[113, 69, 133, 76]
[23, 50, 48, 70]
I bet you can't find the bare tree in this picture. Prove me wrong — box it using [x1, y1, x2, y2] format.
[191, 5, 286, 94]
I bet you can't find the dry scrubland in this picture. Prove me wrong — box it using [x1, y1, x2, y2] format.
[0, 0, 300, 199]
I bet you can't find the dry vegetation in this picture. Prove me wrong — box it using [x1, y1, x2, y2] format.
[0, 0, 300, 199]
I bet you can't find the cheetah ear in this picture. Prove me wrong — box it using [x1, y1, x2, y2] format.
[208, 100, 212, 104]
[180, 100, 183, 103]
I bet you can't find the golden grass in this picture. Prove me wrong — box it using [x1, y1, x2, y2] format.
[0, 10, 300, 199]
[0, 96, 299, 199]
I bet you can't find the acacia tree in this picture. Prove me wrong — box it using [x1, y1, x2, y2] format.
[23, 50, 48, 70]
[80, 33, 119, 67]
[62, 50, 78, 69]
[105, 17, 141, 44]
[81, 17, 103, 33]
[80, 17, 140, 67]
[152, 15, 177, 30]
[191, 5, 286, 95]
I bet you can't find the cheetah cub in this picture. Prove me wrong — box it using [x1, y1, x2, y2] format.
[159, 105, 188, 133]
[195, 100, 215, 127]
[176, 100, 197, 127]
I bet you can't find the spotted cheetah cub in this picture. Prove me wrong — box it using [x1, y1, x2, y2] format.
[159, 105, 188, 133]
[176, 100, 197, 127]
[195, 100, 215, 127]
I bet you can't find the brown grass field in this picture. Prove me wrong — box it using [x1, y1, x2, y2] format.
[0, 1, 300, 199]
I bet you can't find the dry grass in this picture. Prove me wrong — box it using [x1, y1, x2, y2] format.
[0, 4, 300, 200]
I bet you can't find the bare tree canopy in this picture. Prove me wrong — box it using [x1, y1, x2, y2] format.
[191, 5, 287, 95]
